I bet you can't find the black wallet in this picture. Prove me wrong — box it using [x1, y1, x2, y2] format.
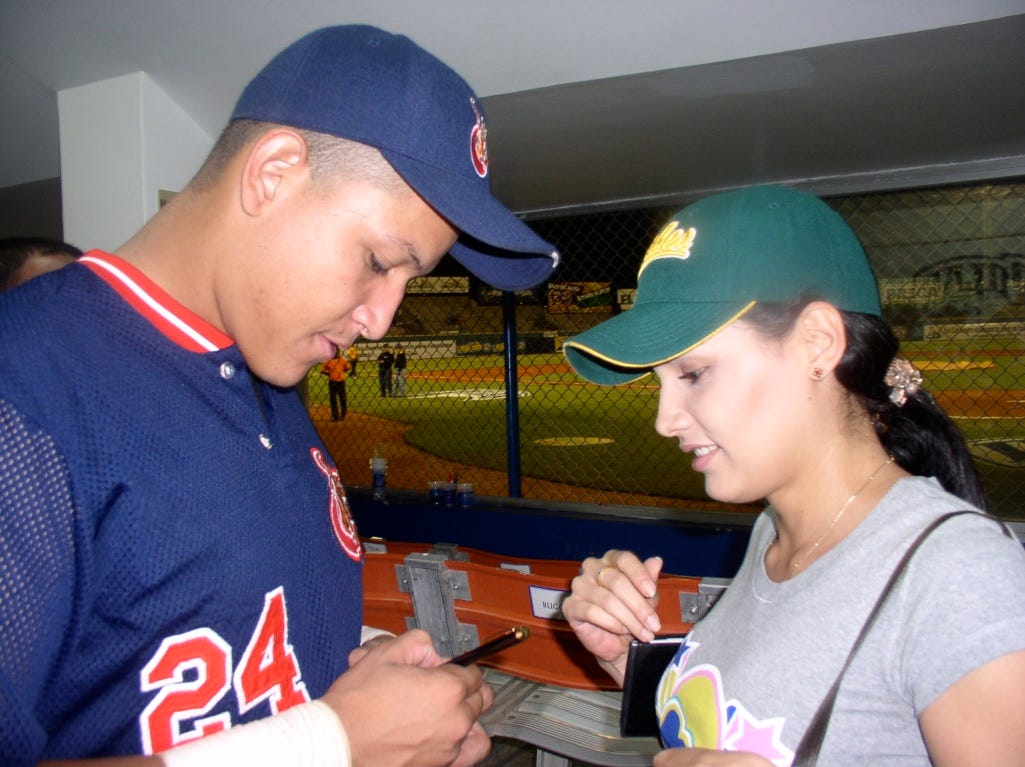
[619, 634, 687, 737]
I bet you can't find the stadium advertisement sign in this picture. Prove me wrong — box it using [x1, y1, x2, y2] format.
[454, 334, 556, 355]
[355, 338, 458, 360]
[548, 282, 612, 314]
[473, 282, 545, 305]
[406, 276, 470, 295]
[924, 321, 1025, 340]
[879, 278, 946, 305]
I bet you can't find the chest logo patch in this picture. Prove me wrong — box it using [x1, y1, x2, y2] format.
[310, 448, 363, 562]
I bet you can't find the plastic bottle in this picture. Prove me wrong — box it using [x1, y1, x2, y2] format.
[370, 452, 388, 501]
[428, 481, 443, 505]
[443, 471, 457, 507]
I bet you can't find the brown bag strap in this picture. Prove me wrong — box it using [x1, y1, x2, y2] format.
[791, 510, 1011, 766]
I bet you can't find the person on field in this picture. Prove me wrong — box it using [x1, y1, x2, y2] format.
[377, 343, 395, 397]
[322, 349, 352, 421]
[345, 344, 359, 376]
[393, 344, 408, 396]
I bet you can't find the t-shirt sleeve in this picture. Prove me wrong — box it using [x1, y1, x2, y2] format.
[897, 514, 1025, 711]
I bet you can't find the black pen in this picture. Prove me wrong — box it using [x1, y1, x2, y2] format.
[449, 626, 531, 666]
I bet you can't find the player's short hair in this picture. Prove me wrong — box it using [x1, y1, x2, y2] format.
[192, 119, 404, 194]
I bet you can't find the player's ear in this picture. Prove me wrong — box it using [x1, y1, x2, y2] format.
[239, 128, 310, 216]
[797, 301, 846, 374]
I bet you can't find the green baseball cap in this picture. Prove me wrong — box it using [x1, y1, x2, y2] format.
[563, 185, 881, 385]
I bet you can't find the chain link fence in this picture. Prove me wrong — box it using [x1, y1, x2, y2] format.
[307, 178, 1025, 520]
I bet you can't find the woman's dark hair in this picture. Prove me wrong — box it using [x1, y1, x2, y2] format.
[743, 299, 986, 509]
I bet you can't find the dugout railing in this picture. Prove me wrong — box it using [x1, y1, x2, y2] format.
[362, 536, 729, 766]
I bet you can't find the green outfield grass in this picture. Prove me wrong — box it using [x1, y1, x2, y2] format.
[308, 343, 1025, 519]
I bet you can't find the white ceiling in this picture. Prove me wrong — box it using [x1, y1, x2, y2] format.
[2, 0, 1025, 214]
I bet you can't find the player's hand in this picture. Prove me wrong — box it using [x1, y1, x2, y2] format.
[654, 747, 775, 766]
[321, 629, 494, 767]
[561, 550, 663, 685]
[347, 633, 391, 666]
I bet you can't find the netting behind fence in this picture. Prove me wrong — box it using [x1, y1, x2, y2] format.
[306, 178, 1025, 520]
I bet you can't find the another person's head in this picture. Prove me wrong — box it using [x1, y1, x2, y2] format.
[179, 26, 557, 386]
[0, 237, 82, 292]
[564, 185, 983, 507]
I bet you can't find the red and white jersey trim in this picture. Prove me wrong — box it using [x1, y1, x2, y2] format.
[81, 251, 233, 353]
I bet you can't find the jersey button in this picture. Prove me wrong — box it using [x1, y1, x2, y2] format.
[219, 361, 236, 380]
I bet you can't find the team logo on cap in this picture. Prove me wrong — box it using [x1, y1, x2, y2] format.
[310, 447, 362, 562]
[470, 98, 489, 178]
[637, 221, 697, 277]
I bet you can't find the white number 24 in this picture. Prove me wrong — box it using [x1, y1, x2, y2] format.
[139, 587, 309, 754]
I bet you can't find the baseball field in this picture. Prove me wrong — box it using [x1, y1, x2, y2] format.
[309, 341, 1025, 521]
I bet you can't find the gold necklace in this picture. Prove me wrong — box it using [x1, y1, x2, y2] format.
[783, 456, 894, 573]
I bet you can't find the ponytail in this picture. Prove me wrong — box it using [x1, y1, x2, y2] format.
[835, 311, 986, 509]
[744, 300, 986, 509]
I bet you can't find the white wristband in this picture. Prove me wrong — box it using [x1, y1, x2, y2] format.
[159, 701, 350, 767]
[360, 625, 395, 645]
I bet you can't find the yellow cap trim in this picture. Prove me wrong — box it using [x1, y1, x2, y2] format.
[564, 301, 757, 375]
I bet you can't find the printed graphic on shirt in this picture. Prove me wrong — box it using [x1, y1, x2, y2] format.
[310, 447, 363, 561]
[656, 639, 793, 766]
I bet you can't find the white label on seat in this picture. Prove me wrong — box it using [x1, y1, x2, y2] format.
[529, 586, 569, 621]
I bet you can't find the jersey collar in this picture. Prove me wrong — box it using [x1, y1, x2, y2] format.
[80, 250, 234, 353]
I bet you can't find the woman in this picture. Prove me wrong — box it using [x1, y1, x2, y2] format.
[561, 186, 1025, 765]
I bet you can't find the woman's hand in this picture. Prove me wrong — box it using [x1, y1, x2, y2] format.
[654, 747, 776, 766]
[561, 549, 663, 685]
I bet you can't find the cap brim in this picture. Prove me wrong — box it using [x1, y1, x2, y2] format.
[563, 301, 753, 385]
[382, 149, 558, 291]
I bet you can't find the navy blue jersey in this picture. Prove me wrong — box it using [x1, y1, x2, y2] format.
[0, 252, 363, 762]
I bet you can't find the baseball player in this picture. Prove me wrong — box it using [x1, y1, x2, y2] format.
[377, 344, 395, 397]
[344, 345, 359, 376]
[393, 345, 408, 397]
[321, 350, 352, 420]
[0, 25, 557, 766]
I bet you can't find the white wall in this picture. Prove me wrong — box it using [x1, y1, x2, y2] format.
[140, 75, 212, 220]
[58, 72, 212, 252]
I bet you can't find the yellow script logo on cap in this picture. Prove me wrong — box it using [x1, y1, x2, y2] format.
[637, 221, 696, 278]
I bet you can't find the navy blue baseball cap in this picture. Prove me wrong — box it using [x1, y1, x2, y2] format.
[230, 25, 559, 291]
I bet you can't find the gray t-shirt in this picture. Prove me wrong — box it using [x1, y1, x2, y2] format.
[655, 476, 1025, 765]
